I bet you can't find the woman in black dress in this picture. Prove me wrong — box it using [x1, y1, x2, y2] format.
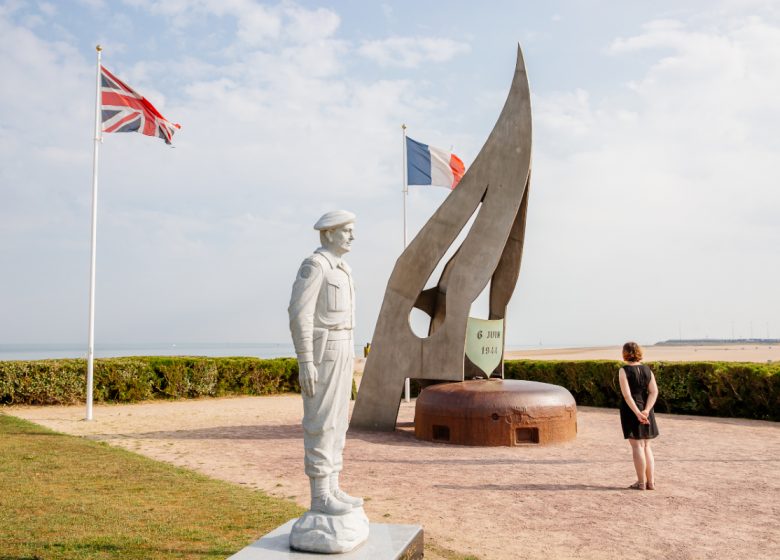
[618, 342, 659, 490]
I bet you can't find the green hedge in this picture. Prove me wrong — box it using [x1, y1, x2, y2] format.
[0, 357, 301, 405]
[504, 360, 780, 421]
[3, 356, 776, 421]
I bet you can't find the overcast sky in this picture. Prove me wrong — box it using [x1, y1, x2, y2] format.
[1, 0, 778, 350]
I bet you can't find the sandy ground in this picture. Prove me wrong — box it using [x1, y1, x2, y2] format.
[504, 344, 780, 364]
[7, 394, 779, 560]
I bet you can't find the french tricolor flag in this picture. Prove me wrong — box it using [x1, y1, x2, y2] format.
[406, 136, 465, 189]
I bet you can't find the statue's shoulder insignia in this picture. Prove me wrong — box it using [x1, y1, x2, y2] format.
[299, 255, 324, 279]
[299, 265, 313, 279]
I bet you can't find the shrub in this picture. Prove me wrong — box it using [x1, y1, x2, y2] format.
[4, 356, 774, 421]
[504, 360, 780, 421]
[96, 358, 157, 402]
[0, 356, 301, 405]
[0, 360, 85, 405]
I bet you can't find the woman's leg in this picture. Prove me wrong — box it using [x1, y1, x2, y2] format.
[629, 439, 646, 486]
[644, 440, 655, 489]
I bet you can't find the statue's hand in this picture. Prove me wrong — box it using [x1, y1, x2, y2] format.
[299, 362, 318, 397]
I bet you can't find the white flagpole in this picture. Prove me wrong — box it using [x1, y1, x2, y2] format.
[401, 124, 411, 403]
[402, 124, 408, 248]
[86, 44, 103, 421]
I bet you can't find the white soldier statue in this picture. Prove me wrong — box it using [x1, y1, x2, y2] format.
[287, 210, 368, 552]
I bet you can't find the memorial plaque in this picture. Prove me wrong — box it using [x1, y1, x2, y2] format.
[465, 317, 504, 377]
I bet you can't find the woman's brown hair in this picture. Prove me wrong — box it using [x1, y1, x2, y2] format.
[622, 341, 643, 362]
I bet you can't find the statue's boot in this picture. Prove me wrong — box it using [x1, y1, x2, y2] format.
[330, 473, 364, 507]
[309, 476, 352, 515]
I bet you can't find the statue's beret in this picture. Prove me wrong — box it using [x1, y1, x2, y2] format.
[313, 210, 356, 231]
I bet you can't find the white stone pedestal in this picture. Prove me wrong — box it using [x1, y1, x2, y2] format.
[227, 518, 423, 559]
[290, 507, 369, 553]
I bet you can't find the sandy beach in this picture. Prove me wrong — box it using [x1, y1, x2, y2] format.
[504, 344, 779, 363]
[351, 344, 778, 376]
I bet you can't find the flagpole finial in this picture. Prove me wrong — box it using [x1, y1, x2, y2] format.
[96, 44, 102, 52]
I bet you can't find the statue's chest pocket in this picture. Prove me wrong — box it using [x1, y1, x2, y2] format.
[326, 281, 346, 312]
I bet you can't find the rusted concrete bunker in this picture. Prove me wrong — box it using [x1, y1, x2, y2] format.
[415, 380, 577, 446]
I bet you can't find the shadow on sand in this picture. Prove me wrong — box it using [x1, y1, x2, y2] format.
[116, 423, 303, 441]
[434, 482, 625, 492]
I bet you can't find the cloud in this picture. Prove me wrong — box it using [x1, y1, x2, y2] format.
[358, 37, 470, 68]
[122, 0, 342, 48]
[2, 2, 778, 348]
[0, 2, 446, 344]
[231, 2, 281, 46]
[518, 14, 780, 345]
[284, 4, 340, 43]
[77, 0, 106, 9]
[534, 88, 595, 138]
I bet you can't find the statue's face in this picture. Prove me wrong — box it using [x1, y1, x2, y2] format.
[324, 223, 355, 256]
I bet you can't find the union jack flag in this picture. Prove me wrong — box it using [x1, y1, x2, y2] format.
[100, 65, 181, 145]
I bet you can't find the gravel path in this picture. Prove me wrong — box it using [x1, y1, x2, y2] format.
[7, 397, 779, 560]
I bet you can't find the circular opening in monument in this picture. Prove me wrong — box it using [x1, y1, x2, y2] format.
[408, 307, 431, 339]
[491, 413, 500, 421]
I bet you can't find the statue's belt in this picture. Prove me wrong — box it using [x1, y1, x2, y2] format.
[323, 329, 353, 341]
[312, 328, 352, 363]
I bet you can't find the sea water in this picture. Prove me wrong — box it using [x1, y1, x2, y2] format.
[0, 342, 544, 362]
[0, 343, 301, 361]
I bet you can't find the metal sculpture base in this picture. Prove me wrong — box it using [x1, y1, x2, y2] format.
[414, 379, 577, 446]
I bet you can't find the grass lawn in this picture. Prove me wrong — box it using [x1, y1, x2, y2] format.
[0, 413, 476, 560]
[0, 413, 304, 559]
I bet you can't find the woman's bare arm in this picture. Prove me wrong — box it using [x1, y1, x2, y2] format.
[643, 371, 659, 414]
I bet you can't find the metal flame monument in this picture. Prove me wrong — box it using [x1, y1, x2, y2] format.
[351, 46, 577, 446]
